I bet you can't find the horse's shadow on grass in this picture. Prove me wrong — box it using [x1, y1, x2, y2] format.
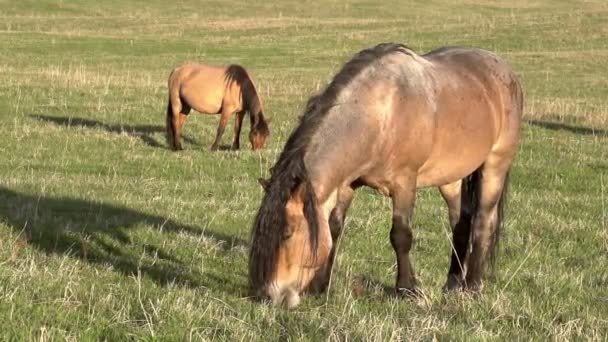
[0, 186, 247, 292]
[31, 114, 201, 149]
[527, 120, 607, 136]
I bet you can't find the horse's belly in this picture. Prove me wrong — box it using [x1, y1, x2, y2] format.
[180, 86, 223, 114]
[416, 152, 487, 188]
[416, 126, 494, 187]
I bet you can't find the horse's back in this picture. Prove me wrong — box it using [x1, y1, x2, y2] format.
[423, 47, 522, 115]
[429, 47, 522, 148]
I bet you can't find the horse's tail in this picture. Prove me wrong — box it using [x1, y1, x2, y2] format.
[494, 171, 509, 268]
[462, 169, 509, 271]
[166, 97, 175, 149]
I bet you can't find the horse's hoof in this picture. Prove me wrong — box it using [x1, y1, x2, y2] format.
[395, 287, 421, 298]
[231, 145, 239, 151]
[210, 145, 219, 151]
[443, 274, 464, 292]
[464, 281, 483, 294]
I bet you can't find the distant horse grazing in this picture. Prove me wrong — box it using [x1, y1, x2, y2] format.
[166, 63, 269, 151]
[249, 43, 523, 307]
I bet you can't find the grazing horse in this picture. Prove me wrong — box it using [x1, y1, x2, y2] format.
[249, 43, 523, 307]
[166, 63, 269, 151]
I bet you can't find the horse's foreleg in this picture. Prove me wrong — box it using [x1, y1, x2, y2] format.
[318, 186, 355, 290]
[231, 111, 246, 150]
[211, 108, 232, 151]
[329, 186, 355, 242]
[390, 179, 418, 296]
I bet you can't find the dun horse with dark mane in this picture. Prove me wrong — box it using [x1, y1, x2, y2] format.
[250, 43, 523, 307]
[166, 64, 269, 151]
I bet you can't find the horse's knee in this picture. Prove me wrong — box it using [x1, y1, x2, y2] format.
[390, 221, 413, 252]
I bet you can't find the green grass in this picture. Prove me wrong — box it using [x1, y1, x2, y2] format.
[1, 0, 607, 340]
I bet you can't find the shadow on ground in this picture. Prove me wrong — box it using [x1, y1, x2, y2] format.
[0, 186, 247, 292]
[527, 120, 607, 136]
[31, 114, 201, 149]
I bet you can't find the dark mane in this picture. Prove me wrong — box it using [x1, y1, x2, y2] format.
[249, 43, 414, 290]
[225, 64, 269, 137]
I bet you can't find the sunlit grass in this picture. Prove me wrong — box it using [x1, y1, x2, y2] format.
[0, 0, 607, 340]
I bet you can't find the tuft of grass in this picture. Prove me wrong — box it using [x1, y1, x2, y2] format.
[0, 0, 607, 340]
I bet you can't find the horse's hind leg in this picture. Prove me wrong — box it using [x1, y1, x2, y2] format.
[439, 180, 463, 231]
[389, 178, 419, 295]
[210, 107, 233, 151]
[231, 111, 246, 150]
[464, 159, 511, 291]
[168, 98, 190, 151]
[439, 180, 473, 291]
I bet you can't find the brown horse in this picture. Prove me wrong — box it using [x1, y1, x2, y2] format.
[166, 63, 269, 151]
[250, 43, 523, 307]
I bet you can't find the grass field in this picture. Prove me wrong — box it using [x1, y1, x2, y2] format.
[1, 0, 607, 340]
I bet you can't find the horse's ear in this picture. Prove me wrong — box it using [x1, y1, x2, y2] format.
[258, 178, 270, 192]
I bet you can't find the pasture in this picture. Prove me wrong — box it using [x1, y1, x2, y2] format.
[0, 0, 607, 340]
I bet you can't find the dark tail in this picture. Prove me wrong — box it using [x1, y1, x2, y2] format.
[166, 98, 175, 150]
[494, 171, 509, 268]
[462, 169, 509, 271]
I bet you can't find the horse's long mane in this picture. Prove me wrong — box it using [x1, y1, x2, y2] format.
[225, 65, 268, 135]
[249, 43, 414, 290]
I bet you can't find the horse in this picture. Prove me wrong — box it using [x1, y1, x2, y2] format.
[166, 63, 270, 151]
[249, 43, 523, 307]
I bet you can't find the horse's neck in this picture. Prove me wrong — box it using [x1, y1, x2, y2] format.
[241, 77, 263, 116]
[304, 103, 372, 199]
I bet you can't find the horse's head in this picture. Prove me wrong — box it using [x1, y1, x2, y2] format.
[250, 178, 332, 308]
[249, 114, 270, 150]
